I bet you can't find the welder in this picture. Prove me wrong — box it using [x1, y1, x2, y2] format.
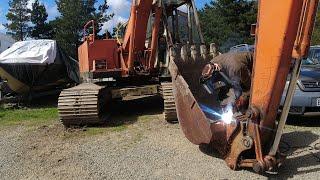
[201, 51, 254, 112]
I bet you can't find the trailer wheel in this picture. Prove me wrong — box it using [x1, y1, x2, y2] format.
[161, 82, 178, 123]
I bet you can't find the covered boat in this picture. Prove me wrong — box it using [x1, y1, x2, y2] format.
[0, 40, 79, 97]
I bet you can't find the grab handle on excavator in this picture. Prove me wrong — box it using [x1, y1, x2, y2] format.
[83, 20, 96, 44]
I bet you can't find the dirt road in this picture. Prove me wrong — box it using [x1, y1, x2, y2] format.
[0, 96, 319, 179]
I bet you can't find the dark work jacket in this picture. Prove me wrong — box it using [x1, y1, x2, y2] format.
[211, 52, 254, 98]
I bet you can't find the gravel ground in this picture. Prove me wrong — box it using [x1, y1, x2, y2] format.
[0, 96, 319, 180]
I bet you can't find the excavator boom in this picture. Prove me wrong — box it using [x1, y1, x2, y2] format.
[251, 0, 319, 144]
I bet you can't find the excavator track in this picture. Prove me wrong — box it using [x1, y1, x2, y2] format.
[58, 83, 107, 127]
[161, 82, 177, 123]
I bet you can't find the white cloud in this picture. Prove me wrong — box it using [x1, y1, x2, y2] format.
[101, 15, 127, 33]
[24, 0, 132, 32]
[100, 0, 131, 32]
[27, 0, 60, 20]
[27, 0, 36, 9]
[0, 24, 5, 30]
[46, 4, 60, 20]
[0, 24, 6, 33]
[108, 0, 131, 17]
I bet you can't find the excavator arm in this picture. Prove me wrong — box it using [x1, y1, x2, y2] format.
[248, 0, 319, 172]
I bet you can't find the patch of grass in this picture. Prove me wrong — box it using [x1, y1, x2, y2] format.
[0, 106, 58, 127]
[110, 125, 128, 132]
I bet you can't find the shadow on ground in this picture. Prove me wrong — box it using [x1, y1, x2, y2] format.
[266, 130, 320, 179]
[198, 129, 320, 179]
[287, 115, 320, 127]
[198, 143, 222, 159]
[105, 95, 164, 127]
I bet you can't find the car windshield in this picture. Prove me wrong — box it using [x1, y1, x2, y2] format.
[303, 48, 320, 66]
[302, 58, 319, 66]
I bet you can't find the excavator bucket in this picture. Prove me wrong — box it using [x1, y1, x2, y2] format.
[169, 44, 257, 169]
[168, 44, 229, 151]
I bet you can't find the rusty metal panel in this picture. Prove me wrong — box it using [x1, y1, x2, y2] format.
[111, 85, 159, 99]
[170, 60, 212, 144]
[78, 39, 119, 73]
[78, 41, 89, 73]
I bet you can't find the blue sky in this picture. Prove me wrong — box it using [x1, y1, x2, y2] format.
[0, 0, 211, 33]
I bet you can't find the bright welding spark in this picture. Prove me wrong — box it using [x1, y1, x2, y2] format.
[221, 108, 234, 124]
[221, 105, 235, 124]
[200, 104, 236, 124]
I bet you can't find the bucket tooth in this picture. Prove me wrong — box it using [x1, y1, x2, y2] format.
[169, 43, 221, 144]
[169, 46, 177, 61]
[181, 45, 189, 62]
[190, 45, 199, 62]
[200, 45, 209, 61]
[210, 43, 220, 58]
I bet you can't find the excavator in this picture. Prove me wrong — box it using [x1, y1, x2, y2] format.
[58, 0, 184, 125]
[58, 0, 319, 173]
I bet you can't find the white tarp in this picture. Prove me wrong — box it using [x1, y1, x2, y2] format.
[0, 40, 57, 64]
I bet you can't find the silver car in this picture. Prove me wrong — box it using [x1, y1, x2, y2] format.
[280, 46, 320, 115]
[229, 44, 320, 116]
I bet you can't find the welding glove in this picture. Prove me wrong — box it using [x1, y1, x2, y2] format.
[201, 63, 221, 79]
[235, 92, 250, 113]
[200, 63, 224, 95]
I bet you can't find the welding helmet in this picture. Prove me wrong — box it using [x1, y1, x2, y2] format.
[200, 71, 229, 94]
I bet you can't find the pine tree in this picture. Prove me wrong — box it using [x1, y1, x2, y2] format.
[311, 6, 320, 45]
[5, 0, 31, 41]
[199, 0, 257, 52]
[112, 22, 126, 38]
[93, 0, 114, 34]
[30, 0, 53, 39]
[53, 0, 113, 58]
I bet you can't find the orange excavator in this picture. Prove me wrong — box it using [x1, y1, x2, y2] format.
[58, 0, 319, 173]
[58, 0, 186, 126]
